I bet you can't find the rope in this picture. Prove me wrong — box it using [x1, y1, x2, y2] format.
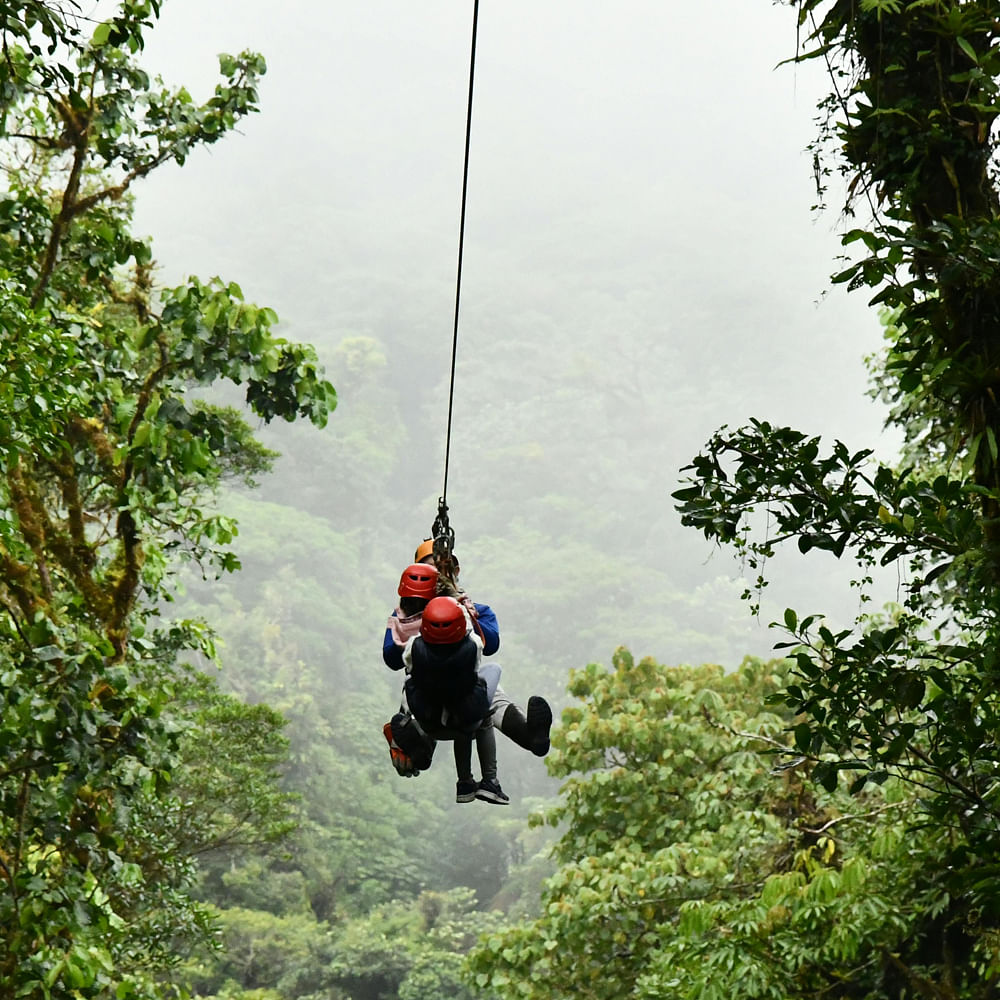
[432, 0, 480, 581]
[441, 0, 479, 511]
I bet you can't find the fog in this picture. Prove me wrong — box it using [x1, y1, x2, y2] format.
[129, 0, 897, 670]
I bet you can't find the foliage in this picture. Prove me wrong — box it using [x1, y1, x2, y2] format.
[799, 0, 1000, 494]
[185, 906, 338, 1000]
[673, 422, 1000, 815]
[667, 0, 1000, 994]
[470, 650, 998, 999]
[0, 2, 335, 996]
[183, 888, 505, 1000]
[167, 671, 299, 859]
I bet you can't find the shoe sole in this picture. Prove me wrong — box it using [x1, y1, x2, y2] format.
[456, 792, 477, 803]
[526, 696, 552, 756]
[475, 790, 510, 805]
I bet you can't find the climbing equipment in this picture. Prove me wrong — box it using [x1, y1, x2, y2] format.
[431, 499, 459, 587]
[398, 563, 439, 599]
[441, 0, 479, 509]
[385, 6, 482, 784]
[420, 596, 467, 644]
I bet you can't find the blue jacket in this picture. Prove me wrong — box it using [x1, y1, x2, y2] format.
[382, 602, 499, 671]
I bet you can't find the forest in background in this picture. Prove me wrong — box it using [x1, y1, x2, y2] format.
[4, 1, 1000, 999]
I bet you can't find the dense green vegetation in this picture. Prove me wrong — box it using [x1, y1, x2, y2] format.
[471, 652, 938, 998]
[6, 1, 1000, 999]
[472, 0, 1000, 997]
[0, 2, 337, 995]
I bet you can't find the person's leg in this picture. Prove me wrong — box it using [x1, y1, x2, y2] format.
[387, 708, 436, 774]
[479, 662, 501, 704]
[454, 735, 473, 780]
[474, 717, 498, 782]
[454, 736, 477, 803]
[474, 717, 509, 805]
[490, 684, 513, 721]
[493, 688, 552, 757]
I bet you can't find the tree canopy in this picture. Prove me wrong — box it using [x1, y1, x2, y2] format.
[0, 2, 335, 995]
[669, 0, 1000, 993]
[470, 651, 960, 999]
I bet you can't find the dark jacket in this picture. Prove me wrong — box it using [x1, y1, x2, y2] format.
[403, 635, 489, 734]
[382, 601, 499, 671]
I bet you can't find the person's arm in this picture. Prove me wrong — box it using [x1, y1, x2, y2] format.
[383, 613, 405, 670]
[473, 603, 500, 656]
[402, 635, 418, 673]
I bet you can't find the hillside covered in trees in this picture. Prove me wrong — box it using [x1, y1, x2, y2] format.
[4, 1, 1000, 999]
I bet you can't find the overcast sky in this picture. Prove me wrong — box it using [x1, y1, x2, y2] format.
[121, 0, 899, 659]
[129, 0, 887, 422]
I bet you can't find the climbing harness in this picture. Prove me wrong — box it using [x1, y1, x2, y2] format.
[430, 0, 480, 577]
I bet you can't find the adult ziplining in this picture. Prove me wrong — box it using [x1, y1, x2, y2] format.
[380, 1, 553, 806]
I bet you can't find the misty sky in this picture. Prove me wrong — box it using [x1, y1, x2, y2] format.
[124, 0, 899, 661]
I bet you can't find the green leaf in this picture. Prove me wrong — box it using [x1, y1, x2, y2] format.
[957, 36, 978, 64]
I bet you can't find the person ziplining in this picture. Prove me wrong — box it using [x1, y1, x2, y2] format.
[382, 539, 552, 805]
[379, 1, 552, 804]
[382, 549, 553, 804]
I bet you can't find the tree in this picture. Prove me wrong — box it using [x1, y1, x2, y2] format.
[0, 3, 335, 996]
[470, 650, 964, 999]
[670, 0, 1000, 992]
[326, 888, 504, 1000]
[180, 888, 505, 1000]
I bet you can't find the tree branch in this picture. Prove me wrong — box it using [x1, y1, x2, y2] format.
[799, 801, 904, 835]
[29, 95, 90, 308]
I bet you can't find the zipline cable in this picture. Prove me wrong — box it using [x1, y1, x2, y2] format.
[434, 0, 480, 575]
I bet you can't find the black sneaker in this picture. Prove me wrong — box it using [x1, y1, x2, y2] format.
[526, 696, 553, 757]
[456, 779, 477, 803]
[476, 777, 510, 805]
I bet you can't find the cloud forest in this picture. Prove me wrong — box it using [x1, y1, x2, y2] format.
[2, 2, 1000, 999]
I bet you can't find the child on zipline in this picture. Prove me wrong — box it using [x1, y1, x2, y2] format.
[397, 594, 507, 804]
[383, 542, 552, 760]
[383, 562, 506, 802]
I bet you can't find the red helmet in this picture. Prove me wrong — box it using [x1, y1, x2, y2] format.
[420, 596, 467, 644]
[398, 563, 438, 599]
